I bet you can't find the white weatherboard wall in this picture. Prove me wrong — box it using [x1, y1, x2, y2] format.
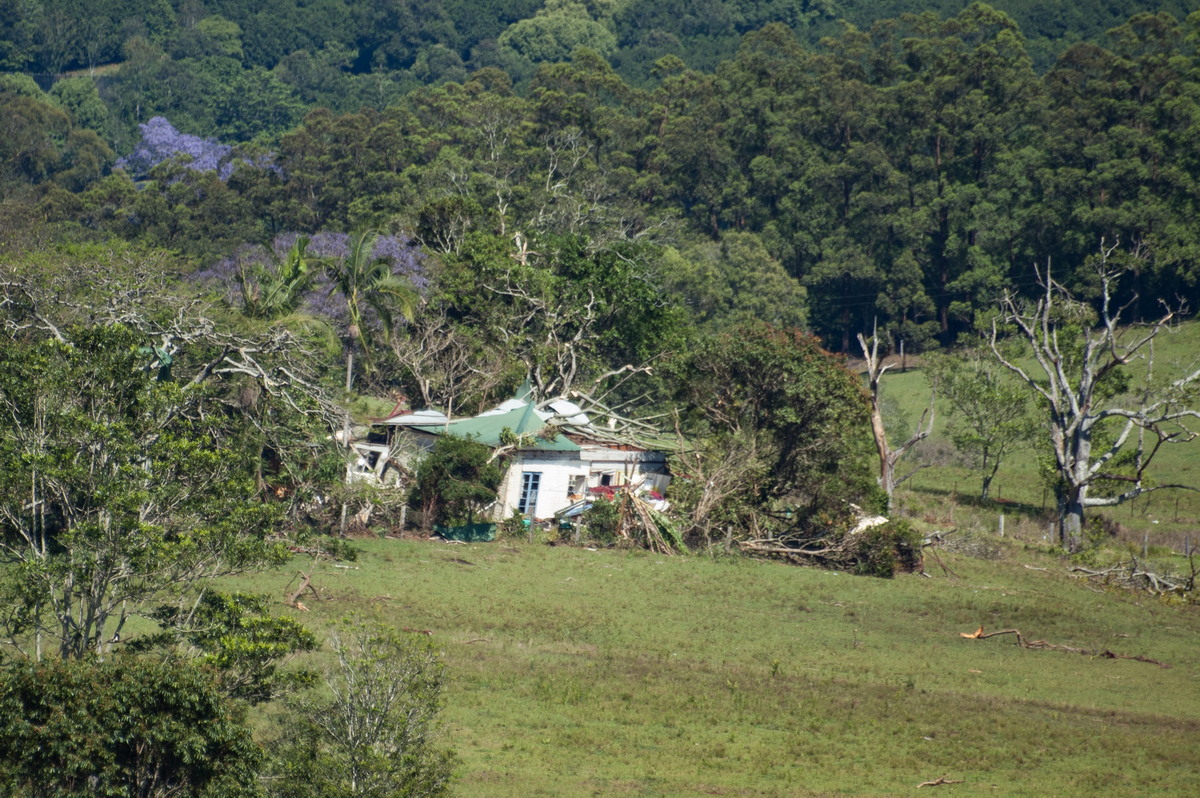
[497, 451, 583, 520]
[494, 444, 670, 520]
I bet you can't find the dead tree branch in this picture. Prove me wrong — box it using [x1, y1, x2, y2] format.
[959, 625, 1169, 668]
[859, 321, 934, 497]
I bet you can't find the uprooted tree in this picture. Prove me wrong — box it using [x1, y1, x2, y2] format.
[670, 324, 889, 563]
[991, 243, 1200, 552]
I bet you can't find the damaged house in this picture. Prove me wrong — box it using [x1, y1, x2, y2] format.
[351, 386, 672, 521]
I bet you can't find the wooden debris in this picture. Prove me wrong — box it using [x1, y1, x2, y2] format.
[615, 491, 685, 555]
[959, 626, 1169, 668]
[917, 776, 965, 788]
[285, 570, 320, 609]
[1069, 558, 1195, 596]
[924, 543, 960, 578]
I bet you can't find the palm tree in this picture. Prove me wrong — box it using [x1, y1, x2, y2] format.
[322, 230, 419, 391]
[237, 235, 316, 320]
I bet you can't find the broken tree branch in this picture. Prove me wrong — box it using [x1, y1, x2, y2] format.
[959, 626, 1169, 668]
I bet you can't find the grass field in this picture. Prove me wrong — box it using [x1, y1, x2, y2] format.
[237, 537, 1200, 796]
[228, 319, 1200, 795]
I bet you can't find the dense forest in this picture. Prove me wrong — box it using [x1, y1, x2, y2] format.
[5, 2, 1200, 352]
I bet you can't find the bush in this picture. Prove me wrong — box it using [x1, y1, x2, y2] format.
[0, 656, 261, 797]
[582, 498, 620, 545]
[268, 623, 455, 798]
[410, 435, 503, 529]
[851, 520, 924, 578]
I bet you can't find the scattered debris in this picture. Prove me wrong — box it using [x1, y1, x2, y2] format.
[614, 491, 685, 555]
[1069, 558, 1196, 597]
[285, 570, 320, 609]
[959, 626, 1170, 668]
[922, 539, 960, 578]
[917, 776, 965, 788]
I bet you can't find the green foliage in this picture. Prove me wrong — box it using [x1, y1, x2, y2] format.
[442, 232, 686, 398]
[850, 519, 924, 578]
[670, 323, 877, 542]
[926, 346, 1038, 500]
[0, 325, 289, 659]
[582, 497, 620, 544]
[499, 3, 618, 63]
[238, 235, 319, 320]
[0, 87, 112, 191]
[659, 232, 808, 332]
[0, 655, 262, 797]
[135, 591, 319, 704]
[321, 229, 419, 386]
[410, 435, 504, 528]
[268, 623, 455, 798]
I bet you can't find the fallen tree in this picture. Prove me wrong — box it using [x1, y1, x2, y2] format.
[959, 625, 1169, 668]
[739, 516, 923, 577]
[1068, 556, 1197, 597]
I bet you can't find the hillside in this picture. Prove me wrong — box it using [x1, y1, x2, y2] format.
[237, 537, 1200, 796]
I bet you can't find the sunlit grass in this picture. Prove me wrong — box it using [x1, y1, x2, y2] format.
[231, 537, 1200, 796]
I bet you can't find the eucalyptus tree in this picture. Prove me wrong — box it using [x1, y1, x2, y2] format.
[990, 243, 1200, 551]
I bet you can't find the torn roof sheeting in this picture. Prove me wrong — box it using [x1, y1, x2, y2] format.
[409, 403, 581, 451]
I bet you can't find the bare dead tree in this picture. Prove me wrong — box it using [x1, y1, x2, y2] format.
[990, 240, 1200, 551]
[482, 268, 599, 400]
[386, 300, 510, 414]
[858, 322, 935, 498]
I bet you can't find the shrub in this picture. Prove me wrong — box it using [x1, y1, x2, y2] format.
[582, 498, 620, 545]
[851, 520, 924, 578]
[268, 624, 455, 798]
[0, 656, 261, 797]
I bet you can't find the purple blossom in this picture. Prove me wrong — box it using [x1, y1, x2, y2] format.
[116, 117, 233, 178]
[116, 117, 281, 181]
[306, 231, 429, 292]
[189, 231, 429, 323]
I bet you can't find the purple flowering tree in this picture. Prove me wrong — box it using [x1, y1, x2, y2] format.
[193, 230, 425, 391]
[115, 117, 233, 178]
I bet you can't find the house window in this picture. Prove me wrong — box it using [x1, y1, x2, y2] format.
[517, 472, 541, 515]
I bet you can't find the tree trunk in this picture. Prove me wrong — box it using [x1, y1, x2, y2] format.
[1060, 491, 1085, 552]
[870, 409, 895, 496]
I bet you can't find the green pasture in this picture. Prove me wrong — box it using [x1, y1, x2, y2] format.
[873, 319, 1200, 555]
[241, 538, 1200, 796]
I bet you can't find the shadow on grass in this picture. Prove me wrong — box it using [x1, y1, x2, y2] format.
[907, 484, 1052, 521]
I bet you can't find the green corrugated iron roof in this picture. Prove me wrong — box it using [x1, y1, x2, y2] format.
[410, 404, 580, 451]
